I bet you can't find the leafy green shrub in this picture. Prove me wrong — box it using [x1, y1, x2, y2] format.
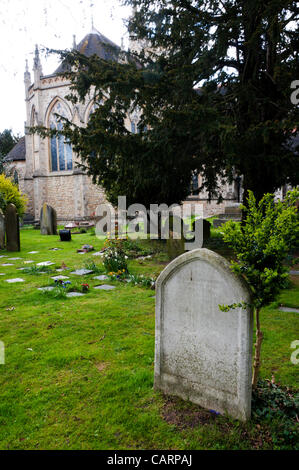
[0, 173, 27, 216]
[222, 190, 299, 387]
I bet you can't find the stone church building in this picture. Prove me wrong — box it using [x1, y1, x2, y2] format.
[6, 27, 242, 224]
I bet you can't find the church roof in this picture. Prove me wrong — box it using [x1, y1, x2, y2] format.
[5, 136, 26, 162]
[55, 27, 120, 74]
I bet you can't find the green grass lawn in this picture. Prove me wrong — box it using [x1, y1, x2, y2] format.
[0, 228, 298, 450]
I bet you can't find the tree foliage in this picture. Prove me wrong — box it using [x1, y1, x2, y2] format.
[0, 129, 19, 174]
[34, 0, 299, 207]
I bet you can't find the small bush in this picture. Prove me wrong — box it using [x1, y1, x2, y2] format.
[252, 379, 299, 448]
[0, 173, 27, 216]
[103, 237, 128, 273]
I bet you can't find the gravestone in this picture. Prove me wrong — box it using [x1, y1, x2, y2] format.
[0, 212, 5, 249]
[164, 215, 187, 260]
[5, 204, 20, 252]
[154, 248, 253, 421]
[40, 203, 57, 235]
[191, 219, 211, 243]
[59, 229, 71, 241]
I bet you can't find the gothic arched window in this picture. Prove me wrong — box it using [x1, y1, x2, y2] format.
[49, 100, 73, 172]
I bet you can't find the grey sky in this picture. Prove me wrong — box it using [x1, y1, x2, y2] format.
[0, 0, 130, 135]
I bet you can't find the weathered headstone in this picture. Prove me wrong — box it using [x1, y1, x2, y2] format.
[164, 214, 187, 260]
[5, 204, 20, 252]
[0, 211, 5, 249]
[191, 218, 211, 243]
[154, 248, 253, 421]
[40, 203, 57, 235]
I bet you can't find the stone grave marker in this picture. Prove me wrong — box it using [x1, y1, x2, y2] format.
[40, 203, 57, 235]
[93, 275, 109, 281]
[70, 269, 93, 276]
[36, 261, 55, 267]
[5, 204, 20, 252]
[66, 292, 84, 297]
[163, 214, 187, 260]
[94, 284, 116, 290]
[51, 275, 69, 281]
[38, 286, 55, 292]
[154, 248, 253, 421]
[191, 219, 211, 243]
[0, 211, 5, 249]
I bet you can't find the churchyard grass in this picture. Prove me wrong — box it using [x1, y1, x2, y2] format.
[0, 228, 298, 449]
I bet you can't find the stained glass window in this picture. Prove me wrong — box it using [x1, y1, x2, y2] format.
[49, 101, 73, 172]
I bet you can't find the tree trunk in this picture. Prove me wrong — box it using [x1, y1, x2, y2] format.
[252, 307, 263, 388]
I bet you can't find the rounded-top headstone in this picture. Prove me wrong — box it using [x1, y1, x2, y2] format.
[154, 248, 253, 421]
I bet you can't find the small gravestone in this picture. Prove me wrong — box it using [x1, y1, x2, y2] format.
[5, 204, 20, 252]
[59, 229, 71, 241]
[164, 215, 186, 260]
[93, 275, 109, 281]
[154, 248, 253, 421]
[192, 219, 211, 243]
[40, 203, 57, 235]
[94, 284, 116, 290]
[0, 212, 5, 249]
[36, 261, 54, 266]
[51, 275, 69, 281]
[66, 292, 84, 298]
[70, 269, 93, 276]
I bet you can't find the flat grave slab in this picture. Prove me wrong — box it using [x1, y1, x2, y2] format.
[279, 306, 299, 313]
[92, 252, 104, 257]
[93, 275, 109, 281]
[66, 292, 85, 297]
[38, 286, 55, 292]
[70, 269, 93, 276]
[51, 275, 70, 281]
[2, 263, 14, 266]
[0, 256, 7, 259]
[0, 273, 5, 275]
[94, 284, 116, 290]
[5, 278, 25, 283]
[24, 260, 34, 264]
[28, 251, 39, 254]
[290, 270, 299, 276]
[8, 257, 22, 260]
[36, 261, 55, 266]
